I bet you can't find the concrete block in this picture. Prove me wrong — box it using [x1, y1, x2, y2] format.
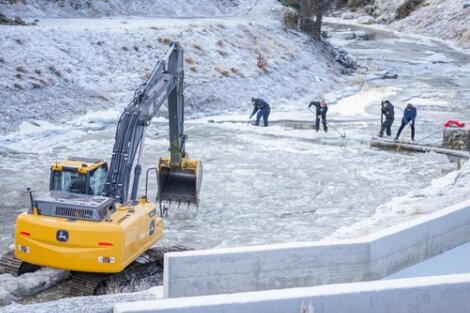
[165, 251, 259, 279]
[427, 223, 470, 256]
[368, 221, 429, 261]
[370, 239, 428, 279]
[166, 273, 259, 298]
[257, 242, 368, 272]
[258, 262, 369, 290]
[426, 206, 470, 238]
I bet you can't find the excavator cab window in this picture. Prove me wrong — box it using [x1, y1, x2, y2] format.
[88, 166, 107, 196]
[51, 171, 86, 194]
[50, 164, 108, 196]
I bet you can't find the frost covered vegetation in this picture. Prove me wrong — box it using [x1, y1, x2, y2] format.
[0, 0, 345, 135]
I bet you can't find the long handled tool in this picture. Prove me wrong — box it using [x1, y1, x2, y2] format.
[416, 129, 442, 142]
[327, 120, 346, 138]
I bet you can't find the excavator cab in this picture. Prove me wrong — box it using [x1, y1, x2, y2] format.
[157, 155, 202, 206]
[50, 158, 108, 196]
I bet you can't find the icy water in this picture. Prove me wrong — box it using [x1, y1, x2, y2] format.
[0, 19, 469, 307]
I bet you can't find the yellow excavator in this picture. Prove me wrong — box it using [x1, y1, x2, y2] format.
[5, 42, 202, 285]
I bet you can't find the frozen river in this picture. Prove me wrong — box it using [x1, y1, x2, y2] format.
[0, 17, 469, 311]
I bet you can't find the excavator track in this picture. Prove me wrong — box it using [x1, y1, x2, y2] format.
[0, 251, 40, 276]
[68, 245, 189, 297]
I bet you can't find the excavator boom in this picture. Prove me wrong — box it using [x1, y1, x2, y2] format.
[103, 42, 202, 206]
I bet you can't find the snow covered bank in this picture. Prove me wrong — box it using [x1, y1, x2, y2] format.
[0, 268, 68, 306]
[1, 286, 163, 313]
[390, 0, 470, 49]
[347, 0, 470, 49]
[328, 159, 470, 240]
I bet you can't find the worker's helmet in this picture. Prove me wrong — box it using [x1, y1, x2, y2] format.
[251, 97, 256, 102]
[407, 103, 413, 109]
[384, 100, 390, 104]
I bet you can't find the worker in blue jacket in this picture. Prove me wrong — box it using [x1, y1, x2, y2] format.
[250, 97, 271, 127]
[394, 103, 417, 141]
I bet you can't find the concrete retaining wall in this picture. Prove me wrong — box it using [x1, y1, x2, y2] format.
[164, 199, 470, 298]
[115, 274, 470, 313]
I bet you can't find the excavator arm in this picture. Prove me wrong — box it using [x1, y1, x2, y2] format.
[104, 42, 201, 206]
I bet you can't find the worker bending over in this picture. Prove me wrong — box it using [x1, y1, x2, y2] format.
[378, 100, 394, 138]
[309, 99, 328, 132]
[395, 103, 417, 141]
[250, 97, 271, 127]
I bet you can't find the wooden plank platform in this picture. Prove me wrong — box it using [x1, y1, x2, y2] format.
[370, 137, 470, 159]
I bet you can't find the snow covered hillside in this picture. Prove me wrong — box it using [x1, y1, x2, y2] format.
[390, 0, 470, 49]
[0, 0, 342, 135]
[345, 0, 470, 49]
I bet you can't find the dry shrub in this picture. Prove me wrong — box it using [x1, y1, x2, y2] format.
[143, 68, 151, 79]
[48, 65, 62, 77]
[96, 93, 109, 101]
[163, 37, 172, 45]
[459, 27, 470, 48]
[150, 26, 159, 30]
[217, 23, 226, 29]
[184, 56, 194, 64]
[36, 77, 48, 85]
[190, 66, 197, 72]
[216, 39, 224, 47]
[34, 68, 41, 75]
[396, 0, 424, 19]
[15, 38, 23, 44]
[256, 54, 268, 71]
[16, 65, 27, 73]
[230, 67, 239, 74]
[15, 73, 22, 79]
[217, 49, 228, 56]
[214, 67, 229, 77]
[0, 57, 4, 63]
[283, 10, 297, 29]
[121, 46, 129, 51]
[303, 64, 310, 70]
[193, 43, 203, 50]
[352, 74, 364, 85]
[133, 44, 139, 52]
[13, 82, 22, 89]
[157, 37, 163, 43]
[31, 82, 41, 88]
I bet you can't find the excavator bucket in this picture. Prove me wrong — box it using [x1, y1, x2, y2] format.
[157, 156, 202, 206]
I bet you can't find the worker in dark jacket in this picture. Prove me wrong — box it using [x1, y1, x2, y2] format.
[250, 97, 271, 127]
[308, 99, 328, 132]
[395, 103, 417, 141]
[378, 100, 394, 137]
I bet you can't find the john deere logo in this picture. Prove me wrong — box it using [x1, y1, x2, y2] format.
[56, 230, 69, 242]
